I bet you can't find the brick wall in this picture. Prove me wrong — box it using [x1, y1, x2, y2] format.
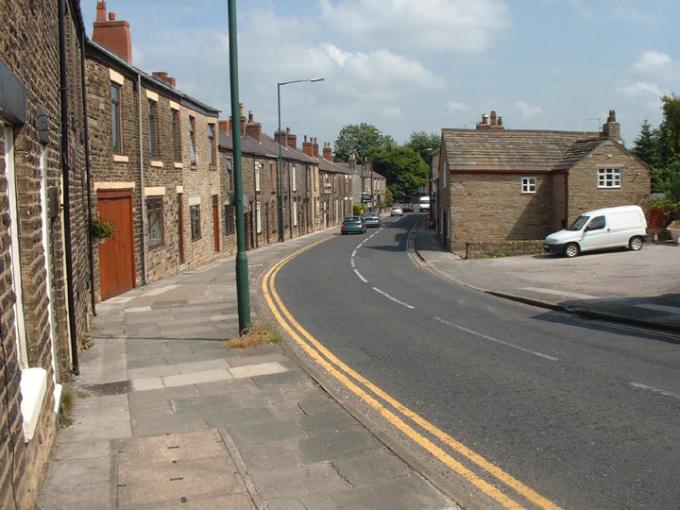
[449, 173, 553, 252]
[0, 1, 91, 507]
[566, 140, 651, 224]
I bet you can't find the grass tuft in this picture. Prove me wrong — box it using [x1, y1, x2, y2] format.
[223, 321, 281, 349]
[59, 389, 74, 427]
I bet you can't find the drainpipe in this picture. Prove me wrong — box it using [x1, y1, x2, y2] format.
[137, 73, 147, 284]
[80, 32, 96, 316]
[58, 0, 79, 375]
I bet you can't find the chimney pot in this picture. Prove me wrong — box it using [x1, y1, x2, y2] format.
[96, 1, 106, 22]
[248, 111, 253, 123]
[93, 3, 133, 62]
[108, 12, 116, 21]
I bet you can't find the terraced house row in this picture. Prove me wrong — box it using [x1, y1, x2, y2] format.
[0, 1, 354, 508]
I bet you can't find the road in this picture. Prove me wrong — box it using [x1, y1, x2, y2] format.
[273, 213, 680, 509]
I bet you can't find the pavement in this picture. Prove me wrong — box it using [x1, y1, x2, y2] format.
[38, 227, 456, 510]
[413, 220, 680, 334]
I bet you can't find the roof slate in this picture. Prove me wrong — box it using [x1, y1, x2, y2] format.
[442, 129, 601, 172]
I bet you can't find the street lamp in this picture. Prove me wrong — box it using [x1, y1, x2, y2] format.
[277, 78, 324, 242]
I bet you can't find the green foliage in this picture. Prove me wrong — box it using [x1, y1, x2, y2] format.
[406, 131, 440, 162]
[372, 146, 428, 202]
[650, 197, 680, 220]
[91, 217, 116, 240]
[632, 95, 680, 200]
[384, 187, 394, 207]
[485, 249, 512, 258]
[59, 389, 74, 427]
[334, 123, 395, 162]
[353, 204, 367, 216]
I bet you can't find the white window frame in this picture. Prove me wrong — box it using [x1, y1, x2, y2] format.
[256, 201, 262, 233]
[521, 176, 536, 194]
[598, 168, 621, 188]
[292, 200, 298, 227]
[255, 161, 261, 192]
[291, 165, 297, 192]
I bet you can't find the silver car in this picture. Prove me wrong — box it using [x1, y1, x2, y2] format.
[361, 212, 381, 228]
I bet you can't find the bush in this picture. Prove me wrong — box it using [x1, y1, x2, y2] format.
[91, 217, 116, 240]
[650, 197, 680, 221]
[353, 204, 367, 216]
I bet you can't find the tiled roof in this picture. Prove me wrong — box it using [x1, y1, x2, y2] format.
[552, 138, 606, 171]
[441, 128, 600, 172]
[219, 132, 271, 157]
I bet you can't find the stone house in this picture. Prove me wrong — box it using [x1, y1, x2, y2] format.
[310, 141, 353, 224]
[1, 0, 92, 507]
[86, 2, 222, 301]
[339, 156, 387, 208]
[437, 111, 652, 256]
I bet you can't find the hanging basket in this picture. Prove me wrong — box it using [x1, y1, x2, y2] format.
[91, 217, 117, 241]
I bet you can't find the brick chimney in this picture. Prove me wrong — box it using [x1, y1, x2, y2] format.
[239, 103, 246, 136]
[323, 142, 332, 161]
[476, 111, 504, 130]
[274, 129, 288, 148]
[286, 128, 297, 149]
[151, 71, 176, 88]
[348, 153, 356, 171]
[93, 1, 132, 62]
[312, 137, 319, 157]
[602, 110, 622, 143]
[218, 119, 231, 135]
[302, 136, 314, 156]
[244, 111, 262, 142]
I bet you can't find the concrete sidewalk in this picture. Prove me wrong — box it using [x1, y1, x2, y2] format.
[414, 222, 680, 334]
[39, 228, 455, 510]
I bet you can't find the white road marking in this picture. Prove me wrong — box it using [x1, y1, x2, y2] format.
[433, 316, 559, 361]
[630, 382, 680, 401]
[352, 250, 357, 258]
[372, 287, 415, 309]
[521, 287, 597, 300]
[354, 269, 368, 283]
[635, 304, 680, 316]
[350, 258, 356, 268]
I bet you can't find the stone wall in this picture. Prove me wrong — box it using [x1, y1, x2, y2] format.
[0, 1, 91, 508]
[463, 240, 545, 259]
[450, 173, 553, 252]
[566, 140, 651, 224]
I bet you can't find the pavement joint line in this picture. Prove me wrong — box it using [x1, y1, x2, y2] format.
[520, 287, 597, 300]
[432, 316, 559, 362]
[353, 269, 368, 284]
[371, 286, 415, 310]
[629, 382, 680, 401]
[263, 236, 562, 510]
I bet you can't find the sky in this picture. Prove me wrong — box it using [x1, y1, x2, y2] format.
[82, 0, 680, 148]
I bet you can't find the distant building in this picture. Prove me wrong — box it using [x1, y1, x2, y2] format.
[437, 110, 651, 256]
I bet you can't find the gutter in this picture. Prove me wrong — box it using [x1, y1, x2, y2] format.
[58, 0, 79, 375]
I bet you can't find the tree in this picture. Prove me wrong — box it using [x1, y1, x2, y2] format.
[406, 131, 440, 163]
[333, 123, 395, 162]
[371, 146, 428, 202]
[632, 120, 657, 167]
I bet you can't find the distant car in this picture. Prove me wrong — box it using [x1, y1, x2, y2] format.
[341, 216, 366, 235]
[390, 206, 403, 216]
[402, 203, 414, 213]
[361, 212, 381, 228]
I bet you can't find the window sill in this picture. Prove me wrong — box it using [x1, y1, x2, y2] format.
[174, 162, 183, 169]
[190, 164, 197, 171]
[150, 160, 164, 168]
[597, 186, 621, 189]
[20, 367, 47, 442]
[113, 154, 129, 163]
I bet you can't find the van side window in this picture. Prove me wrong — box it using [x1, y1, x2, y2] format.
[587, 216, 606, 231]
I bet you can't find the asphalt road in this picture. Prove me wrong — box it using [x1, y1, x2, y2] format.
[274, 213, 680, 510]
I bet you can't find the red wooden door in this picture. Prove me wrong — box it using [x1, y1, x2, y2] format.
[97, 190, 135, 300]
[212, 195, 220, 252]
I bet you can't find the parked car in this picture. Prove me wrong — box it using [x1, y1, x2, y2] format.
[402, 203, 414, 212]
[361, 212, 381, 228]
[341, 216, 366, 235]
[390, 206, 403, 216]
[544, 205, 647, 257]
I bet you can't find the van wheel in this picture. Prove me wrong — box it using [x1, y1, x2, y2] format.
[629, 236, 643, 251]
[564, 243, 580, 258]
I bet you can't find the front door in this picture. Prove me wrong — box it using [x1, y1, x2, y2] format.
[97, 189, 135, 300]
[212, 195, 220, 252]
[177, 193, 185, 264]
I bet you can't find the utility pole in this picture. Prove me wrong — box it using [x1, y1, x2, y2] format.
[227, 0, 250, 333]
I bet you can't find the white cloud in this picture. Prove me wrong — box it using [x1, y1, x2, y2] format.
[617, 81, 664, 97]
[318, 0, 510, 53]
[515, 101, 543, 118]
[632, 51, 672, 73]
[447, 101, 470, 112]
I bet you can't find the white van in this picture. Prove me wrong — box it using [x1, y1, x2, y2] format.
[544, 205, 647, 258]
[418, 195, 430, 212]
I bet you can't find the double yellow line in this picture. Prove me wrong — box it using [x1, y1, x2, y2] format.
[262, 239, 563, 510]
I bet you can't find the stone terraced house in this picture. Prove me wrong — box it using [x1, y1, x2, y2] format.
[437, 111, 651, 257]
[1, 1, 92, 508]
[86, 2, 222, 301]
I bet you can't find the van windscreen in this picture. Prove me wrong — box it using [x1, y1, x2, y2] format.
[568, 215, 589, 231]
